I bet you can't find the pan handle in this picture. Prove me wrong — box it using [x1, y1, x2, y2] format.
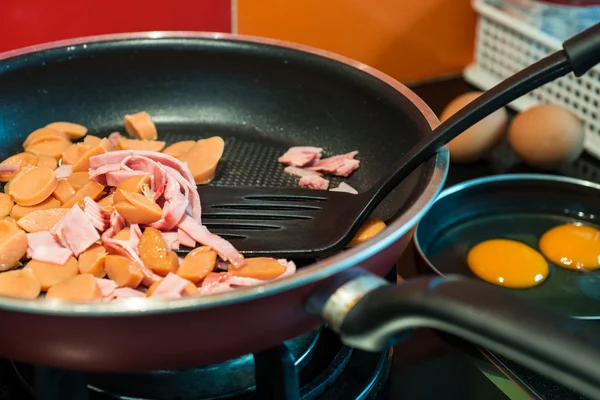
[306, 269, 600, 399]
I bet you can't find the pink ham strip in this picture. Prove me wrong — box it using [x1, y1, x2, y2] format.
[0, 164, 19, 175]
[53, 164, 72, 180]
[278, 146, 323, 167]
[178, 215, 245, 268]
[108, 132, 123, 148]
[299, 175, 329, 190]
[284, 166, 323, 178]
[88, 163, 122, 180]
[123, 156, 166, 201]
[83, 197, 111, 232]
[113, 287, 146, 299]
[161, 232, 179, 250]
[26, 231, 72, 265]
[162, 165, 200, 222]
[306, 151, 360, 177]
[50, 205, 100, 257]
[151, 273, 190, 300]
[105, 170, 150, 187]
[150, 171, 188, 230]
[177, 228, 196, 248]
[95, 278, 119, 299]
[330, 182, 358, 194]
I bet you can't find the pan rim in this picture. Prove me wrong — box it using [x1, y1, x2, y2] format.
[413, 173, 600, 320]
[0, 31, 449, 316]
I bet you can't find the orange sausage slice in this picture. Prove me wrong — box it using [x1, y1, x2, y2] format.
[113, 175, 151, 204]
[46, 122, 88, 140]
[0, 152, 38, 182]
[0, 193, 14, 218]
[348, 217, 387, 247]
[26, 137, 72, 160]
[97, 193, 115, 213]
[78, 244, 107, 278]
[138, 227, 178, 276]
[8, 166, 58, 206]
[163, 141, 195, 159]
[52, 180, 76, 204]
[11, 197, 61, 220]
[228, 257, 286, 280]
[27, 257, 79, 291]
[67, 171, 90, 191]
[23, 127, 69, 148]
[72, 138, 112, 173]
[117, 137, 166, 152]
[0, 218, 28, 272]
[36, 154, 58, 171]
[104, 255, 144, 288]
[61, 180, 105, 209]
[61, 143, 90, 165]
[45, 274, 102, 302]
[177, 246, 216, 283]
[179, 137, 225, 184]
[17, 208, 70, 233]
[113, 227, 131, 241]
[114, 191, 162, 225]
[124, 112, 158, 141]
[83, 135, 102, 146]
[0, 269, 41, 299]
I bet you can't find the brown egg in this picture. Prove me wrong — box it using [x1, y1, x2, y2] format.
[440, 92, 508, 163]
[508, 104, 584, 170]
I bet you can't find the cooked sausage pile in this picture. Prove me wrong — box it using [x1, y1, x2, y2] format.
[0, 113, 296, 302]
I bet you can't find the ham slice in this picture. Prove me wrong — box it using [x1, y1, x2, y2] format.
[108, 132, 123, 148]
[95, 278, 119, 299]
[83, 197, 111, 232]
[278, 147, 323, 167]
[277, 259, 297, 279]
[26, 231, 72, 265]
[178, 215, 245, 268]
[151, 273, 191, 300]
[299, 175, 329, 190]
[330, 182, 358, 194]
[113, 287, 146, 299]
[105, 170, 150, 187]
[0, 164, 19, 175]
[160, 232, 179, 250]
[306, 151, 360, 177]
[284, 166, 323, 178]
[51, 205, 100, 257]
[177, 228, 196, 248]
[53, 164, 72, 180]
[150, 172, 188, 230]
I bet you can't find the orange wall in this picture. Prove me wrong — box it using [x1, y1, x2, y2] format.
[237, 0, 477, 83]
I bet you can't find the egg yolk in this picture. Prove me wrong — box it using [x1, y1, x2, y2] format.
[539, 224, 600, 271]
[467, 239, 548, 289]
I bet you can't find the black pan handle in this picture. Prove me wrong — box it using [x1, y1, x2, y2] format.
[307, 269, 600, 400]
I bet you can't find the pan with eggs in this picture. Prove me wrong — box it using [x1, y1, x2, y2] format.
[414, 174, 600, 318]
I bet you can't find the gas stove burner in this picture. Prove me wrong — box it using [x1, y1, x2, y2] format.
[8, 328, 391, 400]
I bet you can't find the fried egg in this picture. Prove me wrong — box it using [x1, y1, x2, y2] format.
[467, 239, 548, 288]
[539, 223, 600, 271]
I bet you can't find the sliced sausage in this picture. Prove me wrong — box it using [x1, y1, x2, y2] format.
[163, 141, 195, 159]
[36, 154, 58, 171]
[124, 112, 157, 141]
[8, 166, 58, 206]
[23, 127, 69, 148]
[179, 136, 225, 184]
[25, 137, 72, 160]
[348, 216, 387, 247]
[228, 257, 286, 280]
[117, 137, 166, 152]
[138, 227, 178, 276]
[115, 191, 162, 224]
[0, 269, 41, 299]
[78, 244, 107, 278]
[11, 197, 61, 220]
[114, 175, 151, 204]
[104, 255, 144, 288]
[52, 180, 76, 204]
[0, 193, 14, 218]
[61, 180, 105, 209]
[97, 193, 115, 213]
[61, 143, 90, 165]
[67, 171, 90, 191]
[72, 138, 112, 173]
[0, 152, 38, 182]
[83, 135, 102, 146]
[0, 218, 28, 271]
[17, 208, 70, 233]
[177, 246, 216, 283]
[45, 274, 102, 302]
[27, 256, 79, 291]
[46, 122, 88, 140]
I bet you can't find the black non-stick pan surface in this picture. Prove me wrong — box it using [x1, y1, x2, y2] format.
[0, 37, 434, 224]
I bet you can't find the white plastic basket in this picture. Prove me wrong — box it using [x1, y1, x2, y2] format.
[464, 0, 600, 159]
